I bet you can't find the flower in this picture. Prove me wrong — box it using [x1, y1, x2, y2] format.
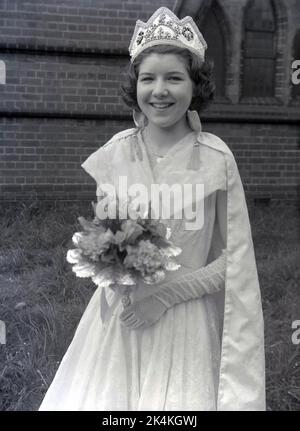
[72, 261, 97, 278]
[124, 240, 165, 277]
[66, 249, 82, 264]
[72, 228, 115, 261]
[120, 219, 144, 243]
[67, 197, 182, 292]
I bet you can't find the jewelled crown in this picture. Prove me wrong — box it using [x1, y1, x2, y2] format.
[129, 7, 207, 63]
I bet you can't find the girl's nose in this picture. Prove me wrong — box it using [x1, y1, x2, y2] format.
[152, 79, 168, 97]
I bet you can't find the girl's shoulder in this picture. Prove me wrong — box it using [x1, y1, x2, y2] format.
[83, 127, 136, 165]
[200, 132, 234, 158]
[101, 128, 137, 153]
[199, 132, 238, 178]
[81, 128, 137, 185]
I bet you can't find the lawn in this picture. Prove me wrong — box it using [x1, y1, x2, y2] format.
[0, 199, 299, 411]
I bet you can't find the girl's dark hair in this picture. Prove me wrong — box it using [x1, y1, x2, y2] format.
[121, 44, 215, 113]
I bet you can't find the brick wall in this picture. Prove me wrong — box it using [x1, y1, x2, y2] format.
[0, 0, 299, 202]
[0, 117, 129, 201]
[0, 54, 126, 115]
[1, 117, 298, 201]
[206, 122, 299, 200]
[0, 0, 174, 52]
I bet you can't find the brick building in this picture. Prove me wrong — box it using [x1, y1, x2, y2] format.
[0, 0, 299, 202]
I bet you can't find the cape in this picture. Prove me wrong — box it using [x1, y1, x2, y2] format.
[81, 113, 266, 411]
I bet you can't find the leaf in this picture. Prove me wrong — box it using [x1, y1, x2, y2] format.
[78, 216, 106, 233]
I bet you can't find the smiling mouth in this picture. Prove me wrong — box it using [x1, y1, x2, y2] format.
[149, 103, 174, 110]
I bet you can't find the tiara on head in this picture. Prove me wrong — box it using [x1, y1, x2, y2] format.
[129, 7, 207, 64]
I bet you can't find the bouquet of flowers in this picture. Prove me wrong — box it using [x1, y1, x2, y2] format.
[66, 195, 182, 296]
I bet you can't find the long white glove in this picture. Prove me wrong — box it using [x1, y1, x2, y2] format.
[119, 249, 226, 329]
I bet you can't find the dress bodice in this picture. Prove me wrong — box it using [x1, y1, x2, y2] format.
[141, 129, 220, 271]
[126, 131, 222, 302]
[163, 192, 217, 271]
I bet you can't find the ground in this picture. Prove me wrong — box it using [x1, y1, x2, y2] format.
[0, 200, 299, 411]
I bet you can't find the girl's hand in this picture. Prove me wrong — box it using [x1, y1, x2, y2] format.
[119, 295, 167, 330]
[119, 266, 192, 330]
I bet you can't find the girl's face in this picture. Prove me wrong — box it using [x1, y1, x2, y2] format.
[136, 53, 194, 131]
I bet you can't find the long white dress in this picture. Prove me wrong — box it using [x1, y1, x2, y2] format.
[39, 129, 227, 411]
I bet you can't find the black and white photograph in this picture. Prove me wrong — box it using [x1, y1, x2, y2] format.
[0, 0, 299, 414]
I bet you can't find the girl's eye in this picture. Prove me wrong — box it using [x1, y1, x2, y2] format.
[139, 77, 182, 82]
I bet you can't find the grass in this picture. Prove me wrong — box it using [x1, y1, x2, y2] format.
[0, 199, 299, 411]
